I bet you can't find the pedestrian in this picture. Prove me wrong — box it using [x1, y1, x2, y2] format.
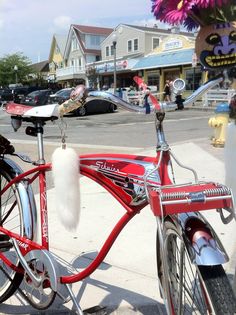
[175, 94, 184, 110]
[144, 88, 151, 114]
[163, 79, 171, 102]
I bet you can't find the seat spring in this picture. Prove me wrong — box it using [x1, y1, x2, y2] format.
[204, 187, 231, 197]
[160, 186, 231, 201]
[161, 192, 187, 200]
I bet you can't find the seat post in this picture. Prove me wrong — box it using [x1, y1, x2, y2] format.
[35, 121, 45, 165]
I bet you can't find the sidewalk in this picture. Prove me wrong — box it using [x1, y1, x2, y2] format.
[0, 140, 235, 315]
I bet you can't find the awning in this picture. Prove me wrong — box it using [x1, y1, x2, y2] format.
[132, 48, 194, 70]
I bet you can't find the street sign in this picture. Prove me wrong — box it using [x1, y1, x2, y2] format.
[192, 52, 197, 68]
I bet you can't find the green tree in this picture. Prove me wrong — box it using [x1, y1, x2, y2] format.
[0, 52, 34, 87]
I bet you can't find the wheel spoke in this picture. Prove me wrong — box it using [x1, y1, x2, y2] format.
[0, 167, 24, 302]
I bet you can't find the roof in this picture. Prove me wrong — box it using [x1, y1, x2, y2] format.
[132, 48, 195, 70]
[123, 24, 195, 37]
[48, 34, 67, 61]
[72, 24, 113, 36]
[54, 34, 67, 55]
[31, 60, 49, 72]
[71, 24, 113, 55]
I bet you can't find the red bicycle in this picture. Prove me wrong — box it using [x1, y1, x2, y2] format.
[0, 78, 236, 314]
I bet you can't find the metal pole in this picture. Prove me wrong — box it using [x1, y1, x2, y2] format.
[113, 41, 117, 95]
[14, 65, 18, 84]
[193, 67, 195, 91]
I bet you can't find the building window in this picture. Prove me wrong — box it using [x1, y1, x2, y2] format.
[71, 34, 78, 51]
[147, 72, 160, 90]
[106, 46, 110, 57]
[55, 45, 60, 54]
[184, 67, 202, 90]
[90, 35, 101, 46]
[110, 44, 114, 56]
[134, 38, 138, 51]
[128, 39, 138, 52]
[152, 38, 160, 50]
[128, 40, 132, 52]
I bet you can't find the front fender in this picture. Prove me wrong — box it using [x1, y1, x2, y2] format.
[0, 158, 38, 241]
[178, 212, 228, 265]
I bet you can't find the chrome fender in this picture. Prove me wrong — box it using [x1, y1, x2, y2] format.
[1, 158, 38, 241]
[178, 212, 228, 265]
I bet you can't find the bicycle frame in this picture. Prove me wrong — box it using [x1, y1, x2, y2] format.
[0, 119, 230, 282]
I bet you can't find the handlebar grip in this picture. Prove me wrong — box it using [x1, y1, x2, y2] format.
[58, 85, 86, 116]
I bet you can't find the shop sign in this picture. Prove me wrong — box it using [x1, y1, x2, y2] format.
[164, 39, 183, 51]
[96, 60, 128, 73]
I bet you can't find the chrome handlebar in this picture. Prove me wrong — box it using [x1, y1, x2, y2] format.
[86, 77, 223, 113]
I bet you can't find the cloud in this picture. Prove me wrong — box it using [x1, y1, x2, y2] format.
[53, 15, 73, 30]
[0, 0, 154, 62]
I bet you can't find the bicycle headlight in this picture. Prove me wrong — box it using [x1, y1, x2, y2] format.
[172, 78, 186, 95]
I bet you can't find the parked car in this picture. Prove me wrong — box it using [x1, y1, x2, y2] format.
[49, 87, 117, 116]
[11, 86, 31, 103]
[21, 89, 52, 106]
[0, 88, 13, 106]
[74, 98, 117, 116]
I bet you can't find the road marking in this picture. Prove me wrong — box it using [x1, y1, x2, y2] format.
[9, 138, 143, 152]
[114, 116, 209, 127]
[0, 115, 210, 129]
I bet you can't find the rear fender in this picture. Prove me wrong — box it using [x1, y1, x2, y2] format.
[0, 158, 38, 241]
[179, 212, 228, 265]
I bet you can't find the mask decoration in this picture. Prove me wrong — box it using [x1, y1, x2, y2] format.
[195, 22, 236, 70]
[151, 0, 236, 70]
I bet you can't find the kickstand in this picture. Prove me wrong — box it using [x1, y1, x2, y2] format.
[65, 283, 84, 315]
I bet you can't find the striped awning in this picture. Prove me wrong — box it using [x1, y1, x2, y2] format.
[132, 48, 195, 70]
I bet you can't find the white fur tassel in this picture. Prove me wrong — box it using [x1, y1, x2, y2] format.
[225, 122, 236, 203]
[52, 147, 80, 231]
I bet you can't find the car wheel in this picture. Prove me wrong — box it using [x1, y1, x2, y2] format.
[76, 106, 87, 116]
[108, 103, 115, 113]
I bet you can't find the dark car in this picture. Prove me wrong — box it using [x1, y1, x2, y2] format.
[49, 87, 117, 116]
[21, 89, 52, 106]
[0, 88, 13, 106]
[74, 98, 117, 116]
[11, 87, 31, 103]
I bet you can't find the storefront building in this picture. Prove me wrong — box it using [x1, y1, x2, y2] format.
[89, 24, 198, 91]
[132, 34, 203, 97]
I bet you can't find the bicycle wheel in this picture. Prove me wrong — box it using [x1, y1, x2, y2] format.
[0, 161, 25, 302]
[159, 219, 236, 315]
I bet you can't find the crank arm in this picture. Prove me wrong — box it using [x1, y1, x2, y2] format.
[12, 239, 41, 287]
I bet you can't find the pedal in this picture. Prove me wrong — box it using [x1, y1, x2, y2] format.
[149, 182, 234, 217]
[0, 234, 13, 252]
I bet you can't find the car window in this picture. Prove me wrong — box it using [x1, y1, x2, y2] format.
[59, 89, 72, 97]
[27, 91, 40, 97]
[0, 89, 11, 95]
[55, 89, 68, 96]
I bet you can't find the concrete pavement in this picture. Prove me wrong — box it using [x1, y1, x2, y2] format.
[0, 138, 235, 315]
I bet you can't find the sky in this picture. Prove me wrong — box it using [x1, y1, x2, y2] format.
[0, 0, 163, 63]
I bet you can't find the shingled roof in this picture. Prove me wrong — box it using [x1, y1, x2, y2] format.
[31, 60, 49, 72]
[71, 24, 113, 55]
[123, 24, 195, 37]
[72, 24, 113, 36]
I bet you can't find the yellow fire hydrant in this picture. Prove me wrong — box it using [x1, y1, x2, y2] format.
[208, 103, 229, 147]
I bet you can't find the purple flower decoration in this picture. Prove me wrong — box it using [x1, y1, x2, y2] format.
[151, 0, 233, 30]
